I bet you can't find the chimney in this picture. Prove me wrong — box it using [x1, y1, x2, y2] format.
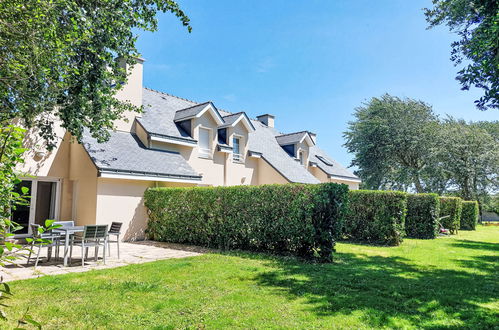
[257, 114, 275, 128]
[309, 132, 317, 144]
[114, 57, 145, 132]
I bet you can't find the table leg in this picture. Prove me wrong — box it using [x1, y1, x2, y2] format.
[63, 231, 70, 266]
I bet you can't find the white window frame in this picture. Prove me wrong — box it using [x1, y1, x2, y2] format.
[232, 135, 244, 163]
[198, 126, 212, 159]
[15, 177, 62, 237]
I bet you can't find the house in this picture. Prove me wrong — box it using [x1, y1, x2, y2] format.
[15, 59, 360, 240]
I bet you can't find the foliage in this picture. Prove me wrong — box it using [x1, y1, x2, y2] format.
[439, 197, 463, 234]
[145, 183, 349, 262]
[6, 226, 497, 328]
[482, 194, 499, 214]
[438, 118, 499, 203]
[0, 0, 191, 148]
[344, 95, 498, 205]
[343, 94, 441, 193]
[0, 125, 59, 327]
[425, 0, 499, 110]
[344, 190, 407, 245]
[461, 201, 479, 230]
[405, 193, 440, 239]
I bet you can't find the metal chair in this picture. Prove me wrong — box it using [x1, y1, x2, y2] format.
[69, 225, 108, 266]
[26, 224, 63, 267]
[107, 222, 123, 259]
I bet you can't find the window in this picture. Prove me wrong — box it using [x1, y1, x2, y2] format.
[198, 127, 211, 158]
[233, 136, 243, 162]
[299, 150, 305, 166]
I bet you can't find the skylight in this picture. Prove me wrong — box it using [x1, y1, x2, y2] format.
[316, 155, 333, 166]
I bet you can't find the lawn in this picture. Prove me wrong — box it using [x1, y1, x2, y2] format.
[5, 226, 498, 329]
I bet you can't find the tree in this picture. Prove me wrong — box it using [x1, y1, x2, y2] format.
[438, 118, 499, 203]
[344, 94, 441, 193]
[425, 0, 499, 110]
[0, 0, 191, 149]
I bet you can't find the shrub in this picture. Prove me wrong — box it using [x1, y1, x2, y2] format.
[461, 201, 479, 230]
[405, 193, 440, 239]
[439, 197, 462, 234]
[144, 183, 349, 262]
[344, 190, 407, 245]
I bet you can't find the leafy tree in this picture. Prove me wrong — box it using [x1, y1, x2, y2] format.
[0, 0, 191, 149]
[425, 0, 499, 110]
[344, 94, 441, 193]
[438, 118, 499, 202]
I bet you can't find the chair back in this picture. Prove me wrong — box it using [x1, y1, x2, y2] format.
[109, 222, 123, 234]
[54, 220, 75, 228]
[30, 224, 41, 238]
[83, 225, 108, 240]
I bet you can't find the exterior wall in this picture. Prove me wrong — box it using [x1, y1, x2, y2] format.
[20, 129, 74, 221]
[114, 59, 144, 132]
[226, 121, 258, 185]
[95, 178, 195, 241]
[69, 143, 98, 226]
[258, 158, 289, 184]
[309, 167, 360, 190]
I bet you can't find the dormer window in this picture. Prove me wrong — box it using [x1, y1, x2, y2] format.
[299, 150, 305, 166]
[233, 136, 243, 162]
[198, 127, 211, 158]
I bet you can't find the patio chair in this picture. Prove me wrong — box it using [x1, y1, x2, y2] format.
[26, 224, 63, 267]
[69, 225, 108, 266]
[107, 222, 123, 259]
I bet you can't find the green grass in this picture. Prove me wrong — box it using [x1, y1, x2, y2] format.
[6, 226, 498, 329]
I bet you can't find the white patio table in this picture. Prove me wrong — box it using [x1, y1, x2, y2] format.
[53, 226, 84, 266]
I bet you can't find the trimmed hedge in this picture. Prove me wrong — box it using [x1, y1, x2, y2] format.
[461, 201, 479, 230]
[439, 197, 462, 234]
[405, 193, 440, 239]
[144, 183, 349, 262]
[344, 190, 407, 245]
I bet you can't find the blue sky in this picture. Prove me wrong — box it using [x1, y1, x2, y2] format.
[136, 0, 498, 168]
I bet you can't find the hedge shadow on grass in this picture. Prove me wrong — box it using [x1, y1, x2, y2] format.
[449, 239, 499, 252]
[235, 247, 497, 328]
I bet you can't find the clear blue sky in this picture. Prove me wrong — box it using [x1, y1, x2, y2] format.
[136, 0, 499, 168]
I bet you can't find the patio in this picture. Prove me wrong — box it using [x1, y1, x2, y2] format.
[2, 241, 205, 282]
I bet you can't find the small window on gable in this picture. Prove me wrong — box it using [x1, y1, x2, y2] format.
[299, 150, 305, 166]
[177, 120, 192, 137]
[218, 128, 227, 144]
[198, 127, 211, 158]
[233, 136, 243, 162]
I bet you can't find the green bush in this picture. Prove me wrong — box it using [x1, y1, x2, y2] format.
[461, 201, 479, 230]
[439, 197, 462, 234]
[144, 183, 349, 262]
[344, 190, 407, 245]
[405, 193, 440, 239]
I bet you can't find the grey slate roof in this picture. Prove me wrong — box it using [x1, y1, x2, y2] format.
[82, 130, 201, 180]
[247, 121, 320, 184]
[84, 87, 355, 185]
[138, 88, 197, 141]
[275, 131, 312, 146]
[309, 146, 359, 180]
[220, 112, 256, 130]
[174, 102, 211, 122]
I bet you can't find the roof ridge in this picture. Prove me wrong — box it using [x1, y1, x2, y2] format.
[276, 130, 309, 138]
[223, 111, 244, 118]
[175, 101, 212, 114]
[144, 87, 199, 104]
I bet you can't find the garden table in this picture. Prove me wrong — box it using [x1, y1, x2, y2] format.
[53, 226, 84, 266]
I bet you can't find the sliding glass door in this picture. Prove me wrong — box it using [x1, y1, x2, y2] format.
[11, 178, 60, 235]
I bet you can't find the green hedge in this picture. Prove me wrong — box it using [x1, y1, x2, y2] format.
[344, 190, 407, 245]
[144, 183, 349, 262]
[461, 201, 479, 230]
[439, 197, 462, 234]
[405, 193, 440, 239]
